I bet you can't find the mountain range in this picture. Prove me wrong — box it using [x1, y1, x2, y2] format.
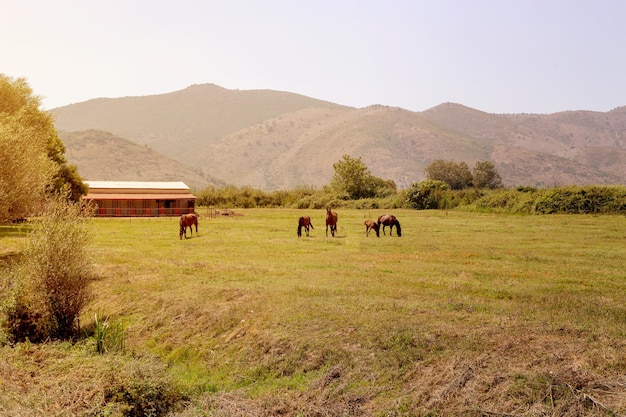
[51, 84, 626, 190]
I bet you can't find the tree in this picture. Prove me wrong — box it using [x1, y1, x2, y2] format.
[406, 180, 450, 209]
[424, 159, 473, 190]
[472, 160, 503, 189]
[0, 75, 56, 222]
[330, 155, 382, 199]
[0, 74, 87, 223]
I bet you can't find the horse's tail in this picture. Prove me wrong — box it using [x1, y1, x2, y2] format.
[309, 221, 314, 230]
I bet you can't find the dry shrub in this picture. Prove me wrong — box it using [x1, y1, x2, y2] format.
[99, 358, 187, 417]
[1, 193, 95, 342]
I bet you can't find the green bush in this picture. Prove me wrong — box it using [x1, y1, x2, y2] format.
[534, 186, 626, 214]
[464, 185, 626, 214]
[406, 180, 451, 210]
[472, 188, 538, 213]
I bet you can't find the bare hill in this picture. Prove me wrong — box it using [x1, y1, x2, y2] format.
[52, 85, 626, 189]
[53, 84, 347, 160]
[60, 130, 222, 190]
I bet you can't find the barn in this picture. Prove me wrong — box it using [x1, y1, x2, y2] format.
[83, 181, 197, 217]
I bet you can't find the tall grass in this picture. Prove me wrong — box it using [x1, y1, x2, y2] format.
[92, 311, 125, 354]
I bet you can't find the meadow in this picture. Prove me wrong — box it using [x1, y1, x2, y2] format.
[1, 209, 625, 416]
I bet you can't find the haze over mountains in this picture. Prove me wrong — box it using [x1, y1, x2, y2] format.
[52, 84, 626, 190]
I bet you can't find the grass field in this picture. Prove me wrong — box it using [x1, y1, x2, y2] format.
[1, 209, 625, 416]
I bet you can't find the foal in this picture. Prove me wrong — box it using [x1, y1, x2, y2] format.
[364, 219, 380, 237]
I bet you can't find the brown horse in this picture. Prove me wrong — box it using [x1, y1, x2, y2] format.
[179, 213, 199, 239]
[325, 208, 338, 237]
[377, 214, 401, 237]
[297, 216, 314, 237]
[364, 219, 380, 237]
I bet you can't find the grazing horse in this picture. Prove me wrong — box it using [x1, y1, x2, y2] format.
[377, 214, 401, 237]
[297, 216, 314, 237]
[325, 208, 338, 237]
[179, 213, 199, 239]
[364, 219, 380, 237]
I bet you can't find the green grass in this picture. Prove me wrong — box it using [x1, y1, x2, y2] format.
[1, 209, 626, 416]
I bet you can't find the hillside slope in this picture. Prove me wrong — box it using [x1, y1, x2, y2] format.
[60, 130, 222, 190]
[52, 85, 626, 189]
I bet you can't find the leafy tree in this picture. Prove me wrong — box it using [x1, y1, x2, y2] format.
[424, 159, 473, 190]
[371, 177, 397, 198]
[472, 160, 503, 189]
[0, 75, 56, 222]
[330, 154, 379, 199]
[0, 74, 87, 223]
[406, 180, 450, 209]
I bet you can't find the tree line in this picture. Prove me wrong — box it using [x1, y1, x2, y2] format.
[194, 155, 624, 214]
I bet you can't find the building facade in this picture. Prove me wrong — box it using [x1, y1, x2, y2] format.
[84, 181, 197, 217]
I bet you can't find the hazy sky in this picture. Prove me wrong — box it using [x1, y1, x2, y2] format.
[3, 0, 625, 113]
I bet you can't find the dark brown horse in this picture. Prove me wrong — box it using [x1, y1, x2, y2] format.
[325, 208, 338, 237]
[179, 213, 199, 239]
[364, 219, 380, 237]
[297, 216, 314, 237]
[377, 214, 401, 237]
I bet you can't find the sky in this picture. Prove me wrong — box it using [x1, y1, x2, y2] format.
[2, 0, 625, 114]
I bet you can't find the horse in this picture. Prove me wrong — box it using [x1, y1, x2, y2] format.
[325, 208, 338, 237]
[377, 214, 401, 237]
[297, 216, 314, 237]
[179, 213, 199, 239]
[364, 219, 380, 237]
